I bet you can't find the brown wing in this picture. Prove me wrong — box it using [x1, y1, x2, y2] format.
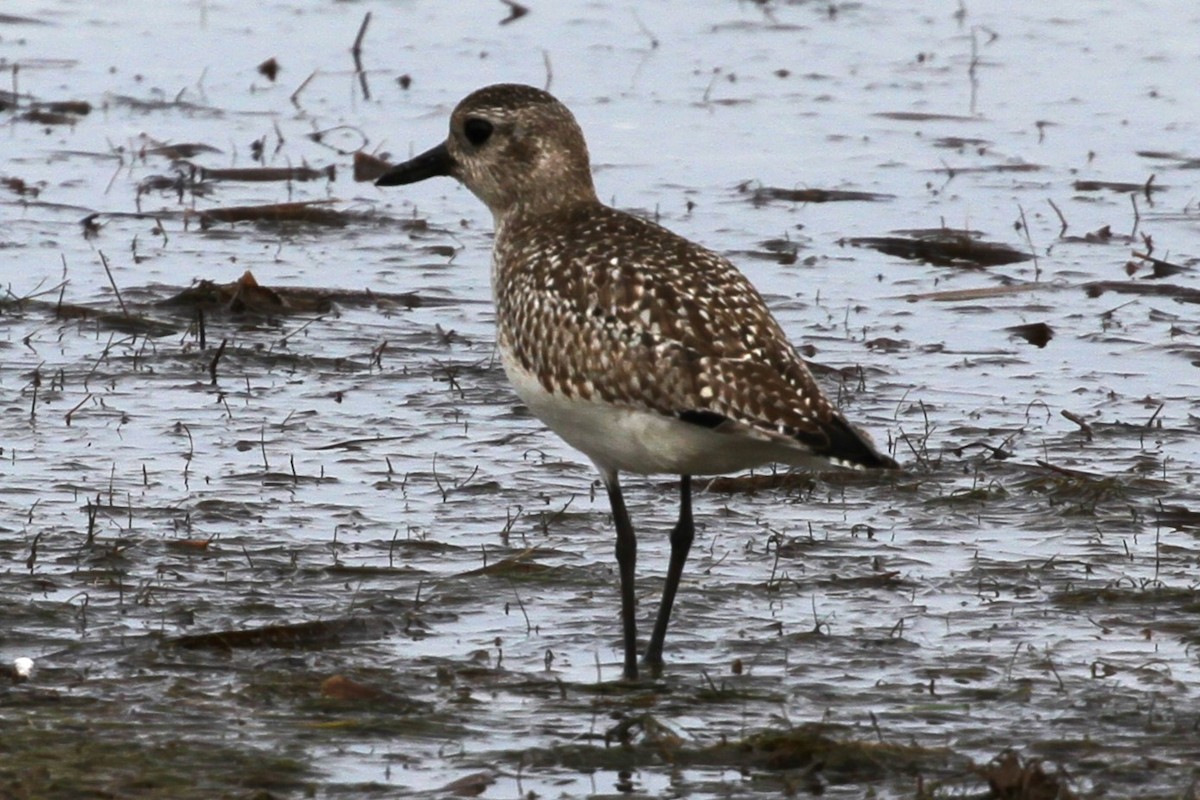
[494, 205, 892, 468]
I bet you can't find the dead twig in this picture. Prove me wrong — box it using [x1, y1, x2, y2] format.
[1145, 402, 1164, 429]
[1060, 409, 1093, 442]
[431, 453, 447, 502]
[350, 12, 372, 100]
[290, 70, 317, 108]
[967, 27, 979, 116]
[260, 422, 270, 471]
[1035, 459, 1099, 480]
[209, 338, 227, 384]
[1047, 198, 1068, 237]
[631, 10, 659, 49]
[28, 367, 40, 420]
[508, 579, 533, 633]
[64, 392, 93, 427]
[98, 251, 128, 316]
[1016, 204, 1039, 280]
[273, 315, 327, 349]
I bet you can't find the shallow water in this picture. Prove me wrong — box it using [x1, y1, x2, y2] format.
[3, 1, 1200, 797]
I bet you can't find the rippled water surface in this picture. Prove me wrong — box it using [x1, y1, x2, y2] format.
[3, 1, 1200, 797]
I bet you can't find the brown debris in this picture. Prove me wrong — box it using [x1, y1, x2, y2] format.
[499, 0, 529, 25]
[0, 12, 49, 24]
[353, 150, 393, 182]
[141, 141, 223, 160]
[225, 271, 287, 313]
[162, 270, 327, 315]
[1073, 178, 1164, 195]
[1154, 505, 1200, 531]
[901, 283, 1057, 303]
[874, 111, 977, 122]
[159, 270, 432, 315]
[1129, 250, 1189, 279]
[1034, 459, 1101, 481]
[746, 184, 894, 205]
[1085, 280, 1200, 304]
[461, 550, 551, 577]
[936, 162, 1044, 175]
[977, 750, 1076, 800]
[2, 176, 41, 197]
[703, 472, 815, 494]
[16, 99, 90, 126]
[320, 674, 386, 701]
[702, 463, 889, 494]
[1067, 224, 1120, 243]
[35, 100, 91, 115]
[197, 164, 334, 182]
[168, 539, 213, 552]
[1136, 150, 1200, 169]
[167, 617, 393, 651]
[705, 724, 952, 779]
[1004, 322, 1054, 348]
[257, 57, 280, 82]
[818, 571, 904, 589]
[842, 230, 1033, 267]
[438, 771, 498, 797]
[319, 674, 428, 715]
[53, 300, 178, 337]
[1060, 409, 1093, 441]
[20, 109, 77, 126]
[196, 200, 350, 228]
[865, 337, 909, 352]
[931, 136, 992, 150]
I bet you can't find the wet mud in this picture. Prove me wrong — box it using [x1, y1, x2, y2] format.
[2, 1, 1200, 798]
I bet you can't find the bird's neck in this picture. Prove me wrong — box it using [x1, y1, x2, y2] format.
[493, 191, 602, 236]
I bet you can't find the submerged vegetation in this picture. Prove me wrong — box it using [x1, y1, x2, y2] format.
[2, 1, 1199, 798]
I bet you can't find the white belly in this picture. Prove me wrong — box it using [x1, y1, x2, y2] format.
[503, 357, 819, 476]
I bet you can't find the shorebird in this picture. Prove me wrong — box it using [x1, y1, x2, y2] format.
[376, 84, 897, 680]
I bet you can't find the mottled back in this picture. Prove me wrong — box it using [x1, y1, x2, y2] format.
[404, 83, 894, 469]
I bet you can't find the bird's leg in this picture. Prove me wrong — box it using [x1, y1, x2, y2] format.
[643, 474, 694, 673]
[603, 470, 639, 681]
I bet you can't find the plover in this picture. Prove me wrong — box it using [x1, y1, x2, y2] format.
[377, 84, 897, 680]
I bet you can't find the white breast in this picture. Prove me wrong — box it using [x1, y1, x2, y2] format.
[501, 351, 826, 476]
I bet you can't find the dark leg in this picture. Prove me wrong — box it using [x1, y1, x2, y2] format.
[603, 470, 639, 681]
[643, 475, 694, 671]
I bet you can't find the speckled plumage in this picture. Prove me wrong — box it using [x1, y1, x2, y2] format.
[377, 83, 896, 679]
[492, 202, 881, 468]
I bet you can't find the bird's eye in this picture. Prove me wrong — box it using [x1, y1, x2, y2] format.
[463, 117, 494, 146]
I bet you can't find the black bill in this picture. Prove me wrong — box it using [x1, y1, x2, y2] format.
[375, 142, 455, 186]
